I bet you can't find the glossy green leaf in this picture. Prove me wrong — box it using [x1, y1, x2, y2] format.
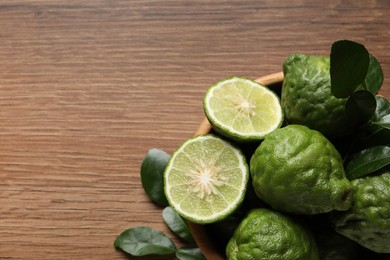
[371, 96, 390, 130]
[176, 247, 206, 260]
[373, 96, 390, 120]
[114, 226, 176, 256]
[363, 54, 384, 94]
[141, 148, 170, 206]
[374, 114, 390, 130]
[163, 207, 195, 243]
[359, 127, 390, 150]
[344, 90, 376, 127]
[346, 145, 390, 180]
[330, 40, 370, 98]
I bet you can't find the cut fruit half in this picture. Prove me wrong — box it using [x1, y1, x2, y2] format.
[203, 76, 283, 142]
[164, 134, 249, 224]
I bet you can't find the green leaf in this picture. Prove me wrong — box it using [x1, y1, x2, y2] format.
[141, 148, 170, 206]
[330, 40, 370, 98]
[374, 114, 390, 130]
[363, 54, 384, 94]
[359, 127, 390, 150]
[344, 90, 376, 127]
[176, 247, 206, 260]
[373, 96, 390, 120]
[346, 145, 390, 180]
[114, 226, 176, 256]
[371, 96, 390, 130]
[163, 207, 195, 243]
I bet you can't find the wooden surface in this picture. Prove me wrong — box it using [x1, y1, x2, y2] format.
[0, 1, 389, 259]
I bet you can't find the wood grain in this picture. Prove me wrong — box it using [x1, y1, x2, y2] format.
[0, 1, 388, 259]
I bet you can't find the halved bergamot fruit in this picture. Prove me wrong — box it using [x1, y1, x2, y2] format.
[203, 76, 283, 142]
[164, 134, 249, 224]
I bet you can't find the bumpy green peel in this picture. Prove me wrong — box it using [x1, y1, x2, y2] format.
[250, 124, 351, 215]
[330, 171, 390, 253]
[226, 208, 319, 260]
[281, 54, 351, 138]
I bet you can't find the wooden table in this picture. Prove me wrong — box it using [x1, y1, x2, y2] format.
[0, 1, 388, 259]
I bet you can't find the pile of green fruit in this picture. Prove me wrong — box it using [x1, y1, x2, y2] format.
[115, 40, 389, 259]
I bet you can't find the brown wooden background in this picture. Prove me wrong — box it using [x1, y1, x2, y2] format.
[0, 1, 389, 259]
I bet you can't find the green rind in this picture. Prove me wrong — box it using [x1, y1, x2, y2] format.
[250, 124, 352, 215]
[226, 208, 319, 260]
[164, 134, 249, 224]
[281, 54, 351, 138]
[330, 171, 390, 253]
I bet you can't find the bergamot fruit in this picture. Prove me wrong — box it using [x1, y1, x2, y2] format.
[164, 134, 249, 224]
[330, 171, 390, 253]
[250, 124, 351, 215]
[226, 208, 319, 260]
[203, 76, 283, 142]
[281, 54, 351, 138]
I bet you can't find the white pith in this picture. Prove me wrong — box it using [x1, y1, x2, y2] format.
[232, 93, 257, 117]
[186, 159, 227, 200]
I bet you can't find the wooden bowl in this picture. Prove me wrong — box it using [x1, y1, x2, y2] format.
[189, 71, 284, 259]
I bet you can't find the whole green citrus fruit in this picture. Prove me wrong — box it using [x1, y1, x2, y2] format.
[226, 208, 319, 260]
[281, 54, 350, 138]
[250, 124, 351, 215]
[330, 171, 390, 253]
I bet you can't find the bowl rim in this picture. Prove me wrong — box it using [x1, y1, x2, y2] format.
[188, 71, 284, 259]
